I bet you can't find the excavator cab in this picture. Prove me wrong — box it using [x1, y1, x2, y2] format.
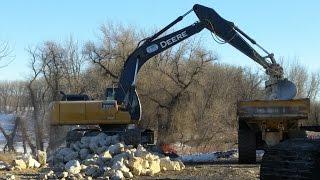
[105, 87, 117, 101]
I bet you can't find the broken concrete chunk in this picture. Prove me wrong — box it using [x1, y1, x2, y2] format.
[111, 170, 124, 180]
[13, 159, 27, 170]
[122, 171, 133, 178]
[148, 159, 161, 176]
[79, 148, 90, 160]
[47, 133, 185, 179]
[108, 143, 125, 155]
[112, 159, 130, 173]
[100, 150, 112, 160]
[128, 157, 144, 175]
[160, 157, 181, 171]
[85, 165, 103, 177]
[26, 156, 41, 168]
[65, 160, 81, 174]
[37, 150, 47, 166]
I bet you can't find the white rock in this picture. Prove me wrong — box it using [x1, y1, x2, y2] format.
[111, 170, 124, 180]
[111, 152, 129, 164]
[57, 171, 68, 178]
[70, 141, 81, 152]
[81, 164, 88, 170]
[26, 156, 41, 168]
[141, 159, 149, 169]
[110, 135, 120, 144]
[84, 176, 92, 180]
[65, 160, 81, 174]
[37, 150, 47, 167]
[177, 159, 185, 170]
[112, 159, 130, 173]
[134, 144, 148, 157]
[96, 133, 107, 146]
[160, 157, 181, 171]
[13, 159, 26, 170]
[64, 151, 78, 162]
[79, 148, 90, 160]
[122, 171, 133, 178]
[86, 154, 99, 160]
[108, 143, 125, 155]
[85, 176, 93, 180]
[82, 158, 97, 166]
[100, 150, 112, 160]
[39, 173, 47, 180]
[0, 161, 8, 170]
[148, 159, 161, 176]
[104, 167, 114, 177]
[85, 165, 103, 177]
[81, 136, 91, 146]
[145, 153, 159, 161]
[128, 157, 144, 176]
[89, 137, 100, 153]
[57, 148, 78, 163]
[105, 136, 112, 146]
[6, 174, 15, 180]
[96, 146, 107, 154]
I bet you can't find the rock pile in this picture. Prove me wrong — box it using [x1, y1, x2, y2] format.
[12, 155, 41, 170]
[45, 132, 184, 179]
[10, 150, 46, 171]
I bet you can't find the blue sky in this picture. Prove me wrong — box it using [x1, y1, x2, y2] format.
[0, 0, 319, 80]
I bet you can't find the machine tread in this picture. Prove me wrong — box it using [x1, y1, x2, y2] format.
[238, 129, 256, 164]
[261, 138, 320, 180]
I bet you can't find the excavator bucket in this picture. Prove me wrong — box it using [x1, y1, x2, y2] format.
[274, 79, 297, 100]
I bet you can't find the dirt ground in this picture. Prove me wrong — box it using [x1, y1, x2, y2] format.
[139, 162, 260, 180]
[0, 161, 260, 180]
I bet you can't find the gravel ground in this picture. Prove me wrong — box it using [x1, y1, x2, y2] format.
[138, 162, 260, 180]
[0, 162, 260, 180]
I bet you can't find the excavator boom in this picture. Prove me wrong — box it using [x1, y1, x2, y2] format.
[117, 4, 291, 121]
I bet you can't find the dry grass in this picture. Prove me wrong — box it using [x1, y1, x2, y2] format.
[0, 151, 20, 164]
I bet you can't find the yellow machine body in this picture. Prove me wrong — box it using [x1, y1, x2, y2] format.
[50, 100, 132, 125]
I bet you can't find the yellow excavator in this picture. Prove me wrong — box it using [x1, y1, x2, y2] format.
[50, 4, 293, 143]
[49, 4, 320, 179]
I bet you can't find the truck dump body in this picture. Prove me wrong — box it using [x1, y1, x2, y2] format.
[237, 98, 309, 121]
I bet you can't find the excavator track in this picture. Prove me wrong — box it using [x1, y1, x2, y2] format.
[260, 138, 320, 179]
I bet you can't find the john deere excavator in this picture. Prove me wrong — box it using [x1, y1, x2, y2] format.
[50, 4, 320, 179]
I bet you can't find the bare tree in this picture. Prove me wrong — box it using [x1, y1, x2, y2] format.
[26, 47, 47, 151]
[83, 23, 139, 80]
[0, 116, 20, 152]
[139, 39, 217, 143]
[0, 41, 13, 68]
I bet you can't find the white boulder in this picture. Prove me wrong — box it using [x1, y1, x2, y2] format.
[85, 165, 103, 177]
[65, 160, 81, 174]
[160, 157, 182, 171]
[79, 148, 90, 160]
[26, 156, 41, 168]
[37, 150, 47, 166]
[13, 159, 26, 170]
[108, 143, 125, 155]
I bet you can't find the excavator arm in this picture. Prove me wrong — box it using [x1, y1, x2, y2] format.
[116, 4, 294, 121]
